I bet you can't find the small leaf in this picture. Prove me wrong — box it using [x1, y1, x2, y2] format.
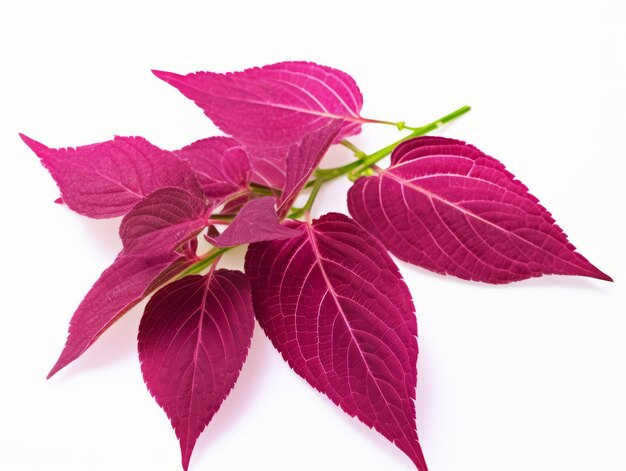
[174, 137, 251, 204]
[207, 196, 302, 247]
[154, 61, 365, 188]
[119, 187, 208, 256]
[277, 120, 342, 216]
[48, 252, 188, 378]
[138, 270, 254, 471]
[245, 213, 426, 470]
[348, 136, 611, 283]
[20, 134, 202, 218]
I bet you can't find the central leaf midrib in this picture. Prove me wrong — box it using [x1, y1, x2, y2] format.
[304, 223, 415, 452]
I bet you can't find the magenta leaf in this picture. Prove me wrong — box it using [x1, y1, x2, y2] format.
[245, 212, 426, 470]
[277, 120, 342, 216]
[120, 187, 208, 256]
[48, 252, 188, 378]
[154, 61, 365, 188]
[138, 270, 254, 471]
[207, 196, 302, 247]
[174, 137, 251, 204]
[20, 134, 202, 218]
[348, 136, 611, 284]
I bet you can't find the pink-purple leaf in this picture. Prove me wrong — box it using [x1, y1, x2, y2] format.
[174, 137, 251, 204]
[154, 61, 365, 188]
[20, 134, 202, 218]
[348, 136, 611, 284]
[138, 270, 254, 471]
[277, 120, 342, 216]
[245, 212, 426, 470]
[120, 187, 208, 256]
[48, 252, 188, 378]
[207, 196, 302, 247]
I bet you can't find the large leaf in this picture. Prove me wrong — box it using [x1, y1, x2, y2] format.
[119, 187, 208, 256]
[20, 134, 202, 218]
[138, 270, 254, 471]
[174, 136, 251, 205]
[348, 137, 612, 283]
[207, 197, 301, 247]
[154, 61, 365, 188]
[245, 213, 426, 470]
[48, 252, 188, 378]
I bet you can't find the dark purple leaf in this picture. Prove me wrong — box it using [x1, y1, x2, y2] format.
[174, 137, 251, 204]
[138, 270, 254, 471]
[48, 252, 188, 378]
[245, 212, 426, 470]
[208, 197, 302, 247]
[348, 136, 611, 283]
[20, 134, 202, 218]
[119, 187, 208, 256]
[154, 61, 365, 188]
[277, 120, 342, 216]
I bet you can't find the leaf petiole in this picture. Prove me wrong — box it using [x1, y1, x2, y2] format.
[339, 140, 367, 158]
[288, 177, 325, 219]
[349, 105, 471, 178]
[288, 106, 471, 220]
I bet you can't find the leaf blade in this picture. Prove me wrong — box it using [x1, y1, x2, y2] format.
[174, 136, 252, 205]
[348, 136, 611, 283]
[48, 252, 188, 378]
[154, 61, 364, 188]
[208, 196, 302, 247]
[119, 187, 208, 256]
[138, 270, 254, 470]
[20, 134, 202, 218]
[245, 213, 426, 469]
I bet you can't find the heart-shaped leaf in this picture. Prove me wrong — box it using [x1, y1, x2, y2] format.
[154, 61, 365, 188]
[245, 213, 426, 470]
[348, 136, 611, 283]
[138, 270, 255, 471]
[48, 252, 189, 378]
[207, 196, 302, 247]
[20, 134, 202, 218]
[119, 187, 208, 256]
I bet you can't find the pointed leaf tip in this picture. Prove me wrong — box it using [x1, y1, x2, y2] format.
[158, 61, 365, 189]
[152, 69, 184, 84]
[139, 270, 255, 471]
[348, 136, 611, 284]
[245, 213, 427, 469]
[20, 135, 203, 218]
[46, 252, 188, 378]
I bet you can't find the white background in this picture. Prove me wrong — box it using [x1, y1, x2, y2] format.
[1, 1, 625, 470]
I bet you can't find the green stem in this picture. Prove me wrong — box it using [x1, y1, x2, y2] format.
[315, 106, 470, 181]
[249, 182, 279, 196]
[178, 247, 232, 277]
[351, 105, 470, 176]
[288, 177, 325, 219]
[339, 139, 367, 158]
[209, 214, 235, 222]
